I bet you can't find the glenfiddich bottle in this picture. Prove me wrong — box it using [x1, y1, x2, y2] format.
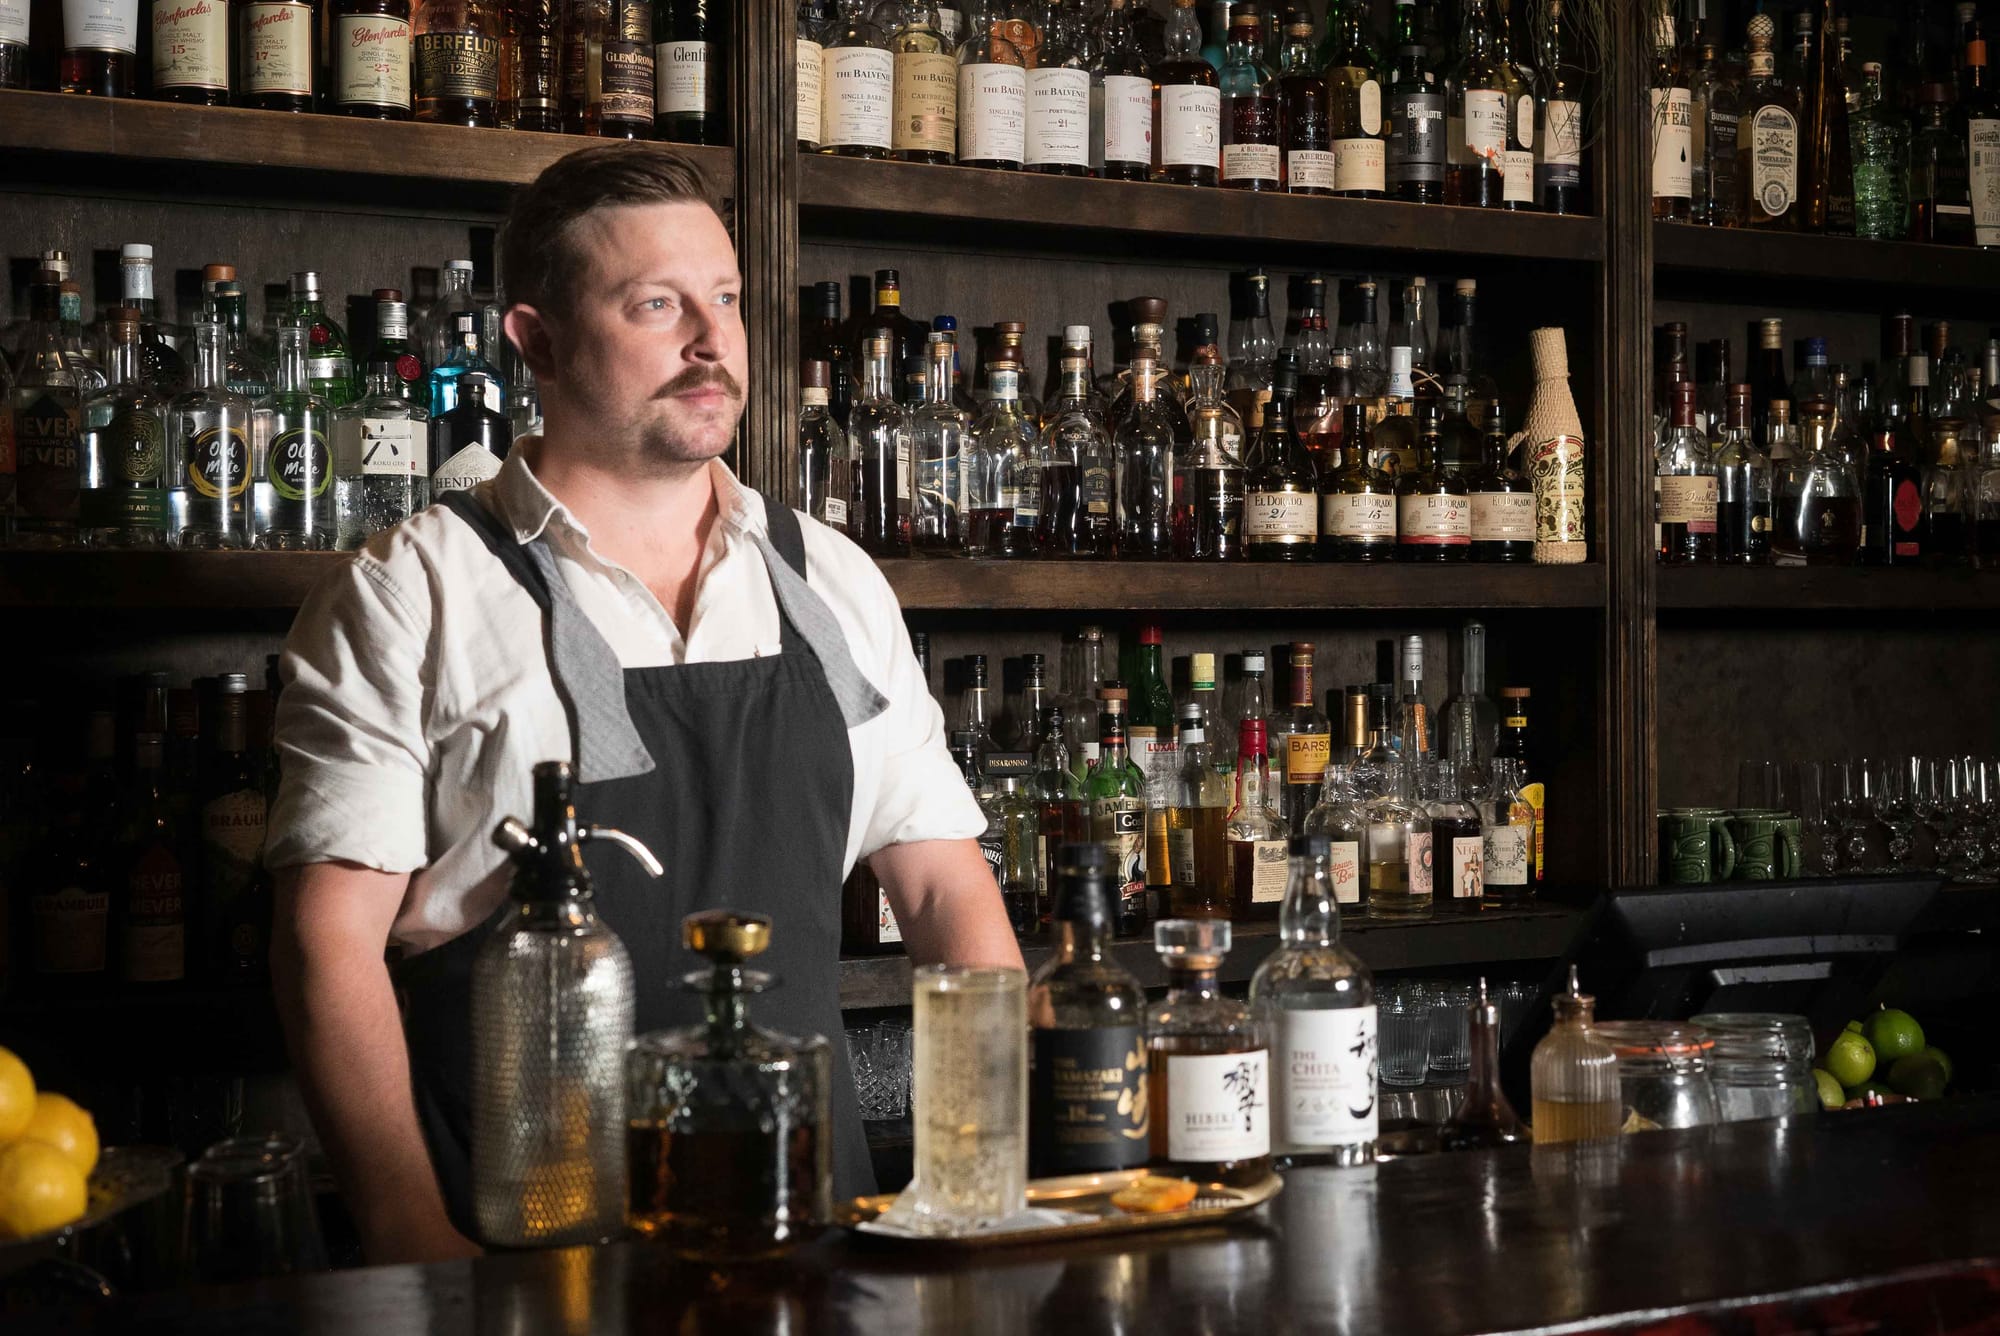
[654, 0, 725, 145]
[1144, 919, 1271, 1189]
[413, 0, 503, 126]
[1028, 844, 1151, 1177]
[1242, 349, 1317, 561]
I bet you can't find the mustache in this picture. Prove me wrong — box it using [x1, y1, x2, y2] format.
[655, 367, 744, 399]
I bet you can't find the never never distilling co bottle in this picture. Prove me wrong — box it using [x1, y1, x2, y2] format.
[170, 314, 256, 550]
[257, 316, 336, 551]
[1145, 919, 1271, 1188]
[80, 308, 171, 550]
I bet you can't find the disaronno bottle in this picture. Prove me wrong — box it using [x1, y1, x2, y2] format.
[1520, 327, 1588, 563]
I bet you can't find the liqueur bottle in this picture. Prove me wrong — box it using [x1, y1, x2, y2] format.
[1144, 919, 1272, 1189]
[1250, 835, 1376, 1168]
[1267, 643, 1329, 836]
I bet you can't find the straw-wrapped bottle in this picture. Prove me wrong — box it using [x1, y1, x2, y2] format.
[1520, 328, 1589, 564]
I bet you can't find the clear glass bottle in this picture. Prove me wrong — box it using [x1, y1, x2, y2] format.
[1336, 277, 1385, 399]
[169, 314, 256, 551]
[1427, 759, 1484, 912]
[1249, 834, 1375, 1168]
[1058, 626, 1109, 767]
[256, 316, 336, 551]
[1714, 383, 1771, 564]
[1167, 704, 1234, 920]
[979, 754, 1041, 937]
[1302, 763, 1367, 911]
[1927, 362, 1981, 566]
[1029, 844, 1151, 1176]
[1144, 918, 1271, 1188]
[1226, 716, 1289, 921]
[1026, 0, 1092, 177]
[332, 359, 430, 550]
[1850, 61, 1910, 240]
[965, 358, 1040, 558]
[1363, 758, 1431, 918]
[798, 360, 853, 537]
[473, 761, 659, 1248]
[1528, 965, 1621, 1144]
[1173, 348, 1246, 560]
[851, 333, 912, 557]
[1440, 619, 1498, 772]
[6, 273, 85, 549]
[1217, 3, 1278, 191]
[1657, 379, 1718, 563]
[80, 308, 171, 550]
[425, 312, 503, 419]
[819, 0, 894, 158]
[910, 333, 966, 556]
[117, 244, 191, 399]
[1114, 353, 1178, 560]
[1087, 684, 1150, 936]
[887, 0, 954, 166]
[1478, 757, 1534, 906]
[1038, 347, 1116, 558]
[1032, 705, 1087, 919]
[1772, 396, 1861, 566]
[1436, 979, 1530, 1149]
[1092, 0, 1154, 182]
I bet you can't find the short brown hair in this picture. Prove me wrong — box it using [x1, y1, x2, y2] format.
[499, 142, 730, 319]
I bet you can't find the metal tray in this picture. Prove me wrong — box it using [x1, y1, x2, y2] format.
[840, 1169, 1282, 1249]
[0, 1146, 176, 1263]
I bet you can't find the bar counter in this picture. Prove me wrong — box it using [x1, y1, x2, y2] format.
[41, 1097, 2000, 1335]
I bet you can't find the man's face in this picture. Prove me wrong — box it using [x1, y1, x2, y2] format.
[538, 201, 746, 474]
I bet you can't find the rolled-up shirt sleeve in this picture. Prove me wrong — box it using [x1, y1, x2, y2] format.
[266, 552, 433, 873]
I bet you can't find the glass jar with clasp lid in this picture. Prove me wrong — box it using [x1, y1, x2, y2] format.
[626, 910, 833, 1261]
[1690, 1012, 1819, 1121]
[1589, 1021, 1720, 1132]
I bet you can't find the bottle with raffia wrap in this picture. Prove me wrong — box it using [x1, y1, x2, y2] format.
[1520, 327, 1588, 564]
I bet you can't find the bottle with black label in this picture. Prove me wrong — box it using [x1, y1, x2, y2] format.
[1028, 843, 1151, 1177]
[171, 314, 258, 550]
[978, 752, 1041, 938]
[256, 316, 336, 551]
[654, 0, 725, 145]
[1384, 0, 1443, 203]
[1087, 684, 1150, 937]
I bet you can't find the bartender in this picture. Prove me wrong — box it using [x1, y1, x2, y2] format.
[267, 142, 1024, 1265]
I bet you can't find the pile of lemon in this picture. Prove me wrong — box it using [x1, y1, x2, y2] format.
[0, 1045, 99, 1240]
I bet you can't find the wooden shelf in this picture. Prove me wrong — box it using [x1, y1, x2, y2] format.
[1657, 565, 2000, 613]
[0, 550, 344, 609]
[0, 89, 734, 211]
[801, 153, 1605, 265]
[1653, 221, 2000, 313]
[839, 904, 1583, 1010]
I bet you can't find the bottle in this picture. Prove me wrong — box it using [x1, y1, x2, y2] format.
[1028, 843, 1151, 1176]
[1861, 388, 1925, 567]
[420, 261, 475, 375]
[802, 284, 853, 430]
[1025, 0, 1091, 177]
[1154, 0, 1221, 188]
[1362, 758, 1430, 917]
[1688, 33, 1741, 227]
[1464, 400, 1533, 561]
[1167, 703, 1233, 919]
[118, 245, 192, 400]
[1737, 13, 1802, 231]
[1393, 633, 1429, 761]
[1039, 344, 1115, 558]
[1226, 716, 1288, 920]
[1773, 396, 1862, 566]
[1518, 327, 1589, 564]
[333, 358, 430, 550]
[1529, 965, 1621, 1145]
[955, 653, 997, 762]
[1004, 653, 1051, 752]
[1656, 380, 1717, 563]
[1269, 643, 1329, 835]
[1172, 345, 1246, 560]
[850, 270, 922, 407]
[1145, 919, 1271, 1188]
[1388, 276, 1433, 389]
[0, 0, 28, 86]
[425, 312, 496, 419]
[411, 0, 501, 124]
[1436, 980, 1529, 1150]
[1478, 758, 1533, 906]
[1225, 270, 1279, 414]
[1649, 0, 1692, 221]
[255, 316, 335, 551]
[154, 0, 234, 102]
[1248, 834, 1375, 1168]
[23, 767, 109, 990]
[1493, 686, 1542, 882]
[795, 0, 824, 150]
[1849, 62, 1909, 241]
[1437, 279, 1498, 412]
[799, 361, 852, 536]
[1302, 765, 1366, 911]
[957, 1, 1027, 171]
[571, 0, 655, 138]
[1714, 384, 1771, 564]
[978, 754, 1041, 937]
[473, 761, 659, 1247]
[1537, 0, 1584, 213]
[1130, 623, 1175, 736]
[1383, 0, 1442, 203]
[1319, 402, 1397, 561]
[1087, 685, 1149, 937]
[1093, 0, 1153, 183]
[1810, 0, 1854, 235]
[966, 357, 1041, 557]
[1059, 626, 1109, 766]
[507, 0, 561, 129]
[1113, 353, 1177, 560]
[819, 0, 894, 158]
[1489, 0, 1536, 210]
[113, 732, 188, 985]
[1320, 0, 1384, 199]
[80, 309, 171, 551]
[654, 0, 724, 144]
[1276, 8, 1333, 195]
[850, 334, 911, 557]
[1427, 760, 1483, 911]
[1910, 82, 1973, 244]
[1336, 277, 1385, 399]
[198, 674, 267, 979]
[1243, 349, 1317, 561]
[234, 0, 316, 110]
[287, 272, 355, 409]
[1440, 620, 1498, 772]
[1445, 0, 1513, 208]
[360, 291, 422, 401]
[1032, 706, 1085, 919]
[167, 314, 256, 549]
[1396, 401, 1471, 561]
[909, 334, 966, 555]
[1927, 362, 1980, 566]
[1211, 4, 1279, 190]
[429, 372, 508, 493]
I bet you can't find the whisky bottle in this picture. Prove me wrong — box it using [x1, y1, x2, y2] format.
[1321, 0, 1385, 199]
[850, 334, 912, 557]
[1320, 402, 1397, 561]
[169, 313, 256, 550]
[506, 0, 559, 129]
[63, 0, 140, 94]
[1714, 384, 1770, 564]
[1145, 919, 1271, 1189]
[1093, 0, 1153, 182]
[580, 0, 657, 140]
[1029, 844, 1151, 1176]
[1396, 401, 1471, 562]
[957, 4, 1027, 171]
[1114, 354, 1177, 560]
[1657, 380, 1717, 563]
[1251, 834, 1375, 1168]
[1243, 348, 1317, 561]
[1026, 0, 1091, 176]
[1087, 685, 1150, 936]
[1467, 401, 1533, 561]
[1172, 346, 1245, 560]
[412, 0, 501, 124]
[1537, 0, 1584, 213]
[655, 0, 724, 145]
[1491, 0, 1536, 210]
[79, 309, 171, 550]
[1444, 0, 1508, 207]
[334, 0, 414, 117]
[1225, 717, 1288, 921]
[0, 1, 27, 87]
[1154, 0, 1221, 187]
[798, 361, 852, 536]
[795, 0, 825, 150]
[1217, 4, 1278, 191]
[910, 333, 966, 555]
[155, 0, 234, 103]
[966, 358, 1041, 558]
[1648, 0, 1692, 221]
[850, 269, 923, 408]
[1689, 34, 1741, 226]
[1167, 706, 1233, 919]
[1384, 0, 1443, 203]
[1968, 28, 2000, 249]
[1040, 348, 1116, 558]
[1276, 9, 1332, 194]
[1738, 14, 1801, 231]
[820, 0, 894, 159]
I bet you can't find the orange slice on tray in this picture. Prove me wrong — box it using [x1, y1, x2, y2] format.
[1110, 1176, 1200, 1215]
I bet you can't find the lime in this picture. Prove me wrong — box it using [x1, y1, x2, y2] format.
[1845, 1020, 1864, 1034]
[1922, 1046, 1954, 1087]
[1887, 1054, 1949, 1101]
[1862, 1007, 1925, 1061]
[1812, 1068, 1845, 1111]
[1825, 1029, 1877, 1088]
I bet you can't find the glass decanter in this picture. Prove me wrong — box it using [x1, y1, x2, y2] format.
[627, 910, 833, 1261]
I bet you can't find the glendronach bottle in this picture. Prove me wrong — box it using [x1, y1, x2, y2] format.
[1092, 0, 1152, 182]
[1321, 0, 1385, 199]
[1028, 844, 1151, 1177]
[1153, 0, 1220, 188]
[561, 0, 653, 137]
[957, 1, 1027, 171]
[654, 0, 725, 146]
[413, 0, 502, 127]
[1025, 0, 1091, 177]
[235, 0, 315, 111]
[335, 0, 414, 117]
[1276, 9, 1332, 195]
[1250, 834, 1376, 1169]
[80, 308, 171, 550]
[1144, 919, 1272, 1189]
[506, 0, 560, 129]
[1648, 0, 1692, 222]
[153, 0, 234, 104]
[1384, 0, 1443, 203]
[887, 0, 954, 165]
[1218, 4, 1278, 191]
[63, 0, 141, 94]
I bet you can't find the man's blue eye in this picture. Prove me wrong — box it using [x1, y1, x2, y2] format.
[718, 293, 738, 307]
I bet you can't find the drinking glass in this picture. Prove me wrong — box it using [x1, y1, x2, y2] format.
[1379, 983, 1431, 1087]
[1790, 761, 1841, 878]
[1829, 760, 1874, 872]
[1869, 757, 1917, 871]
[1426, 983, 1472, 1075]
[901, 966, 1027, 1233]
[1736, 760, 1788, 812]
[1913, 756, 1957, 873]
[1966, 759, 2000, 881]
[1946, 757, 1986, 883]
[184, 1135, 327, 1285]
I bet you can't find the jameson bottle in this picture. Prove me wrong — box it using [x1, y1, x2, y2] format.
[1028, 843, 1151, 1177]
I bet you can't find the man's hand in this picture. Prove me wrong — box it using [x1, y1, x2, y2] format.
[869, 839, 1024, 971]
[271, 863, 481, 1266]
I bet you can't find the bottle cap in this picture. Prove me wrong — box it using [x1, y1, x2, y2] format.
[1191, 652, 1216, 687]
[965, 653, 988, 683]
[446, 259, 474, 273]
[121, 243, 153, 261]
[1064, 324, 1091, 346]
[1290, 642, 1315, 666]
[1501, 685, 1530, 699]
[1806, 337, 1829, 360]
[802, 359, 830, 388]
[1139, 625, 1163, 646]
[1097, 682, 1128, 702]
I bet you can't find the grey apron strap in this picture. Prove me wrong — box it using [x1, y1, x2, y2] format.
[438, 490, 654, 783]
[751, 494, 890, 730]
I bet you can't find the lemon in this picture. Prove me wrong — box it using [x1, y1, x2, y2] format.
[18, 1094, 98, 1177]
[1812, 1068, 1844, 1111]
[0, 1139, 88, 1239]
[1862, 1008, 1925, 1062]
[1824, 1029, 1876, 1089]
[0, 1048, 34, 1146]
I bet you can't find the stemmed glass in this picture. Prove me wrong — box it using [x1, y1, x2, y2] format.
[1829, 760, 1874, 873]
[1943, 758, 1984, 883]
[1736, 759, 1788, 811]
[1791, 761, 1842, 878]
[1965, 759, 1999, 881]
[1913, 757, 1957, 873]
[1867, 757, 1916, 872]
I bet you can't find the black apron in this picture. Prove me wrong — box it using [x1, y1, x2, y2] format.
[394, 488, 876, 1239]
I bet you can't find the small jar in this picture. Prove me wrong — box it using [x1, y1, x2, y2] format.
[1691, 1012, 1819, 1122]
[1591, 1021, 1720, 1132]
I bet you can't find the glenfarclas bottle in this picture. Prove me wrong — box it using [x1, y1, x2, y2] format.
[154, 0, 234, 104]
[235, 0, 316, 112]
[334, 0, 413, 117]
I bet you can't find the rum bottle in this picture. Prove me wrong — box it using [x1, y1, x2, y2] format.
[1087, 685, 1150, 936]
[1467, 401, 1533, 561]
[1242, 348, 1317, 561]
[1144, 919, 1272, 1188]
[1396, 400, 1471, 561]
[1528, 966, 1620, 1145]
[1656, 380, 1717, 563]
[1154, 0, 1221, 187]
[1714, 384, 1771, 564]
[1320, 402, 1397, 561]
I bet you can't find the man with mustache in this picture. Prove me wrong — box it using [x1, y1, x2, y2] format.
[266, 143, 1023, 1264]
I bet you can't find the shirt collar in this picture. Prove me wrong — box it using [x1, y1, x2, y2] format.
[491, 437, 765, 549]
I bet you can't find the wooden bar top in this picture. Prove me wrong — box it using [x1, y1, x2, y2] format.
[56, 1096, 2000, 1335]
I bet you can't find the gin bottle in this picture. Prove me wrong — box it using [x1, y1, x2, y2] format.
[332, 362, 430, 549]
[910, 333, 966, 554]
[289, 271, 356, 407]
[80, 308, 171, 550]
[169, 315, 256, 550]
[1087, 685, 1150, 935]
[1250, 834, 1376, 1168]
[6, 273, 84, 549]
[1145, 919, 1271, 1188]
[256, 317, 336, 550]
[1302, 765, 1366, 910]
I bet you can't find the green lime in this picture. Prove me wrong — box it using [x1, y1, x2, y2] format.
[1922, 1046, 1954, 1087]
[1812, 1068, 1845, 1111]
[1825, 1029, 1877, 1089]
[1888, 1054, 1949, 1101]
[1845, 1020, 1864, 1034]
[1862, 1007, 1925, 1061]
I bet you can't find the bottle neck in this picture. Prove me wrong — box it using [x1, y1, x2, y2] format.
[926, 348, 954, 405]
[106, 330, 142, 388]
[1165, 963, 1220, 998]
[277, 336, 308, 393]
[1056, 916, 1110, 962]
[863, 349, 895, 401]
[1164, 1, 1201, 56]
[194, 331, 229, 389]
[1279, 855, 1338, 946]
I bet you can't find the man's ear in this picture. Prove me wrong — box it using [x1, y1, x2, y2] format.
[503, 304, 558, 386]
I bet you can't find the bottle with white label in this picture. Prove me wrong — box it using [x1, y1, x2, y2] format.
[1225, 717, 1290, 921]
[958, 14, 1028, 169]
[820, 0, 894, 158]
[1026, 1, 1091, 175]
[1243, 348, 1318, 562]
[1425, 761, 1484, 913]
[1479, 757, 1534, 906]
[1092, 0, 1153, 181]
[153, 0, 233, 104]
[795, 0, 825, 150]
[1537, 0, 1584, 213]
[1274, 11, 1332, 194]
[1322, 0, 1386, 199]
[1735, 13, 1801, 231]
[1490, 0, 1538, 211]
[1444, 0, 1518, 208]
[237, 0, 317, 112]
[61, 0, 139, 94]
[1302, 765, 1368, 913]
[1217, 4, 1279, 190]
[1363, 758, 1431, 919]
[887, 0, 955, 164]
[333, 359, 431, 550]
[1250, 834, 1376, 1167]
[1145, 918, 1272, 1188]
[0, 0, 28, 88]
[1396, 400, 1471, 562]
[1649, 0, 1692, 220]
[655, 0, 723, 145]
[1154, 0, 1220, 187]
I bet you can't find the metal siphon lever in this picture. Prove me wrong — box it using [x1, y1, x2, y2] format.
[581, 825, 665, 878]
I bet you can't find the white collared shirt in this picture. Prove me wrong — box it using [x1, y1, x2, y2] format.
[268, 447, 981, 954]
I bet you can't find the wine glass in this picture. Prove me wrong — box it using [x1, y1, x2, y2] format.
[1790, 761, 1841, 878]
[1913, 757, 1957, 873]
[1945, 757, 1985, 883]
[1830, 760, 1874, 873]
[1968, 759, 2000, 881]
[1736, 759, 1788, 811]
[1868, 757, 1916, 872]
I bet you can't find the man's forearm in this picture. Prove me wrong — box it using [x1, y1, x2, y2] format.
[871, 838, 1025, 970]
